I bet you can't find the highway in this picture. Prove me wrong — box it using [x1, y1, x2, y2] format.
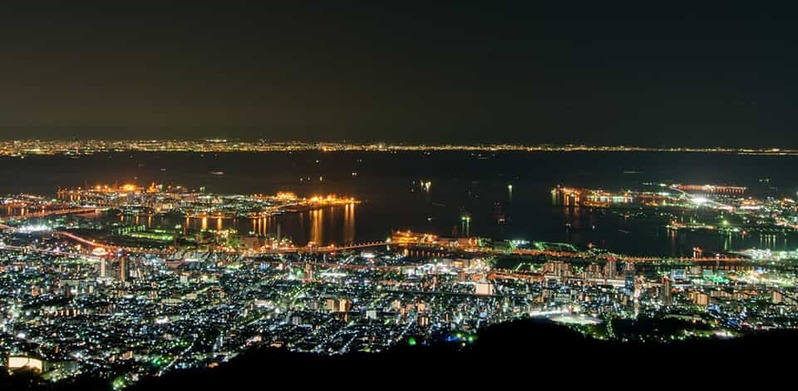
[0, 244, 84, 258]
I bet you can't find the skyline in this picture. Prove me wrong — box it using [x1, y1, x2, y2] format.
[1, 138, 798, 156]
[1, 3, 797, 147]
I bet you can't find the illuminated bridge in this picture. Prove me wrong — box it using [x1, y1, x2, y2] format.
[509, 248, 748, 263]
[269, 241, 389, 254]
[0, 221, 751, 264]
[0, 244, 84, 258]
[672, 184, 747, 195]
[0, 207, 100, 219]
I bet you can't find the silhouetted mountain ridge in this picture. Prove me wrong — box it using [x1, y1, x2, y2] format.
[3, 319, 796, 390]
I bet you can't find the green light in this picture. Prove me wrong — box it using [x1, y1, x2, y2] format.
[408, 337, 417, 346]
[112, 376, 126, 390]
[151, 356, 168, 367]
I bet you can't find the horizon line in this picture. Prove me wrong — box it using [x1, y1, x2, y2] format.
[0, 139, 793, 151]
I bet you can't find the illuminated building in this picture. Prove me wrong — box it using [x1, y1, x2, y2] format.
[624, 273, 635, 293]
[772, 290, 783, 304]
[605, 259, 617, 279]
[475, 282, 495, 296]
[585, 190, 633, 206]
[662, 277, 673, 306]
[690, 291, 710, 306]
[418, 314, 430, 327]
[6, 356, 48, 373]
[326, 298, 352, 313]
[390, 230, 439, 245]
[99, 257, 107, 278]
[119, 257, 131, 283]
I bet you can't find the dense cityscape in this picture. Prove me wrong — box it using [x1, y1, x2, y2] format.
[0, 139, 796, 156]
[4, 2, 798, 388]
[2, 179, 798, 388]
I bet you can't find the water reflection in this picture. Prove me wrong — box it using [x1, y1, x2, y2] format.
[668, 228, 677, 255]
[112, 204, 358, 247]
[344, 203, 355, 243]
[310, 209, 323, 245]
[251, 217, 269, 236]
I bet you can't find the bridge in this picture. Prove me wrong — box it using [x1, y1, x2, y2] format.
[0, 221, 390, 257]
[612, 255, 748, 263]
[51, 231, 107, 248]
[275, 241, 388, 253]
[0, 222, 110, 248]
[672, 184, 747, 194]
[1, 207, 100, 219]
[0, 244, 85, 258]
[0, 220, 751, 264]
[508, 248, 748, 263]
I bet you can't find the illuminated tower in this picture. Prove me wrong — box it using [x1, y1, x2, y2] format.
[99, 258, 107, 278]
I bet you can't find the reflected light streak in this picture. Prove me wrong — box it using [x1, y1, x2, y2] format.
[344, 203, 356, 244]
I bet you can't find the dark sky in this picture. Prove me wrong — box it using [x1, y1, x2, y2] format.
[0, 2, 796, 146]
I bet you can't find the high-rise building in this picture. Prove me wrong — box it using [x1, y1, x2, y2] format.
[624, 273, 635, 292]
[690, 291, 710, 306]
[99, 258, 107, 278]
[119, 258, 129, 283]
[304, 264, 314, 281]
[605, 259, 617, 279]
[418, 314, 430, 327]
[475, 282, 494, 296]
[772, 290, 784, 304]
[326, 298, 352, 313]
[662, 277, 672, 306]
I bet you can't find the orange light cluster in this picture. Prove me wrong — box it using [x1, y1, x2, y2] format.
[91, 184, 142, 193]
[275, 192, 298, 200]
[308, 194, 357, 204]
[391, 230, 439, 245]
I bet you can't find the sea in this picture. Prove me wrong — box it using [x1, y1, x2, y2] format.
[1, 151, 797, 256]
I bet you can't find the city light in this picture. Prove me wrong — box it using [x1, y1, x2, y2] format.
[1, 160, 797, 389]
[1, 139, 798, 157]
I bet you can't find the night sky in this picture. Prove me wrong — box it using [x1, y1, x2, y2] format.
[0, 2, 796, 147]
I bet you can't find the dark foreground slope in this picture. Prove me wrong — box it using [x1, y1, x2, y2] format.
[4, 319, 795, 390]
[128, 320, 798, 389]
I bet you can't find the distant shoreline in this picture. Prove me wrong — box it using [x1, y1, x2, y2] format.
[0, 139, 795, 156]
